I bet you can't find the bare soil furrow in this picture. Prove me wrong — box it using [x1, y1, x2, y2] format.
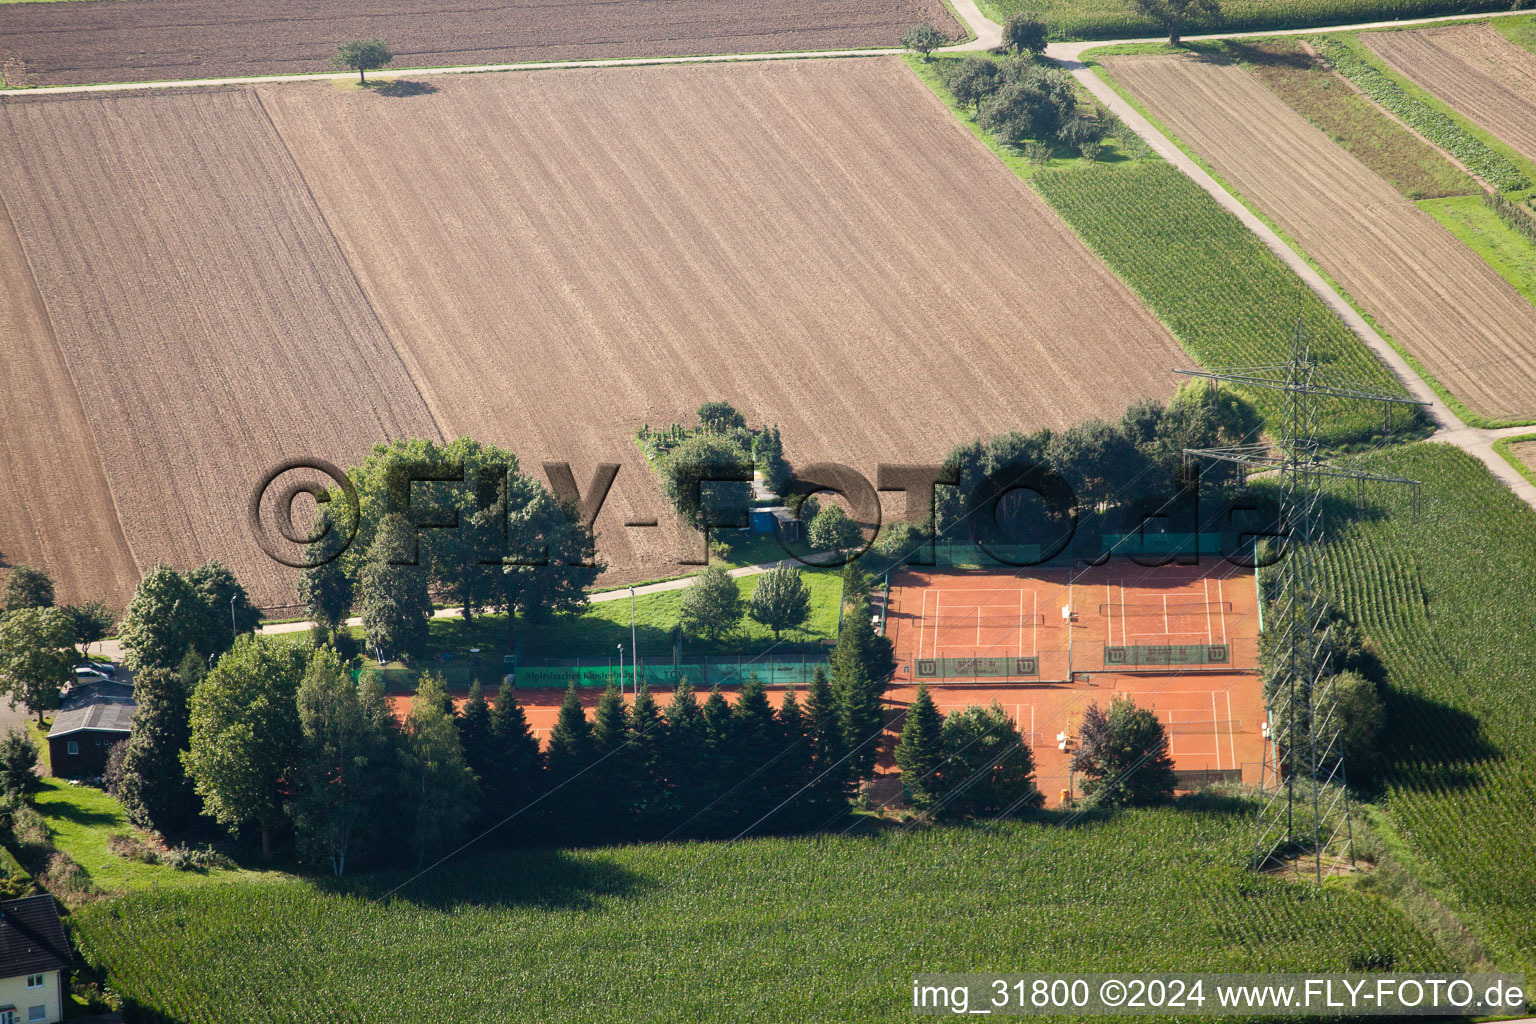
[0, 88, 440, 609]
[1104, 53, 1536, 423]
[0, 0, 960, 88]
[259, 60, 1192, 586]
[1365, 25, 1536, 167]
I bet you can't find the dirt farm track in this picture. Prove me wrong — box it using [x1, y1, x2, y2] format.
[0, 0, 960, 88]
[0, 60, 1193, 609]
[1103, 52, 1536, 424]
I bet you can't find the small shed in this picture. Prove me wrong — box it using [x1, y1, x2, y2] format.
[47, 681, 135, 779]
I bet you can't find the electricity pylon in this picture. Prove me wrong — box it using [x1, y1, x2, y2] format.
[1176, 322, 1427, 883]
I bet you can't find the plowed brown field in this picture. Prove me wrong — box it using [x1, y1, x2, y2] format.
[0, 88, 441, 610]
[259, 59, 1193, 587]
[1104, 53, 1536, 423]
[1511, 440, 1536, 477]
[1365, 25, 1536, 166]
[0, 0, 959, 88]
[0, 198, 138, 607]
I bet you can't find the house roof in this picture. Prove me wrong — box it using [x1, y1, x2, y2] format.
[0, 896, 70, 977]
[48, 680, 136, 739]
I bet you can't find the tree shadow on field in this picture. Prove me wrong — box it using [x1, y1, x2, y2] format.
[329, 846, 655, 912]
[373, 79, 437, 98]
[1374, 688, 1501, 796]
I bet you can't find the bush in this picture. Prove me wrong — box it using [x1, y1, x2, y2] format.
[40, 851, 91, 900]
[935, 703, 1042, 817]
[164, 844, 235, 873]
[107, 833, 162, 865]
[0, 730, 42, 803]
[102, 739, 129, 796]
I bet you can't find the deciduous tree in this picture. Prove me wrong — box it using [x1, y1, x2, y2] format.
[1002, 12, 1049, 54]
[358, 514, 433, 661]
[1, 566, 54, 613]
[1125, 0, 1220, 46]
[184, 635, 305, 857]
[0, 607, 75, 724]
[186, 560, 262, 660]
[401, 673, 479, 867]
[747, 565, 810, 640]
[938, 702, 1041, 817]
[1070, 694, 1176, 807]
[807, 504, 862, 555]
[119, 565, 207, 672]
[0, 729, 41, 802]
[334, 38, 393, 84]
[680, 565, 743, 643]
[902, 23, 946, 60]
[61, 600, 116, 656]
[290, 647, 392, 876]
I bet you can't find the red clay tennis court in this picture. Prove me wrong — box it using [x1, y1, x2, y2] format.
[389, 562, 1266, 809]
[883, 561, 1261, 683]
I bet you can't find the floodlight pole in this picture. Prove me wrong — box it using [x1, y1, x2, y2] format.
[617, 643, 624, 693]
[629, 586, 638, 695]
[230, 594, 238, 642]
[1176, 319, 1427, 883]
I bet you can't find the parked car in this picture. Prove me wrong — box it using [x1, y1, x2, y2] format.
[74, 665, 110, 682]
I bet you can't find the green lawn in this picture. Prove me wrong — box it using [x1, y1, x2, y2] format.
[1419, 194, 1536, 306]
[69, 806, 1453, 1024]
[976, 0, 1508, 42]
[357, 563, 843, 690]
[1491, 433, 1536, 489]
[1232, 38, 1472, 200]
[29, 778, 278, 895]
[1495, 11, 1536, 54]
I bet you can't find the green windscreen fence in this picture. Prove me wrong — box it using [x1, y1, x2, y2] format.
[1103, 644, 1230, 667]
[914, 656, 1039, 679]
[510, 656, 829, 689]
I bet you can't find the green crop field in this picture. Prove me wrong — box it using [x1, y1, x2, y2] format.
[1311, 443, 1536, 974]
[907, 56, 1417, 446]
[1031, 161, 1415, 445]
[976, 0, 1508, 42]
[1314, 35, 1530, 193]
[1231, 39, 1473, 200]
[1420, 195, 1536, 305]
[71, 807, 1449, 1023]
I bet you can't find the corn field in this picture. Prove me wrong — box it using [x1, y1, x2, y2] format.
[1310, 443, 1536, 976]
[1033, 162, 1420, 445]
[70, 809, 1446, 1023]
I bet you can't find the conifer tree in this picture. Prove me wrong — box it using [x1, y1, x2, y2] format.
[457, 681, 494, 784]
[698, 685, 735, 836]
[774, 685, 814, 829]
[804, 666, 851, 822]
[591, 685, 637, 842]
[730, 678, 779, 834]
[545, 684, 597, 843]
[832, 620, 883, 782]
[482, 681, 545, 842]
[894, 683, 945, 809]
[118, 667, 199, 837]
[663, 681, 706, 835]
[628, 684, 672, 839]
